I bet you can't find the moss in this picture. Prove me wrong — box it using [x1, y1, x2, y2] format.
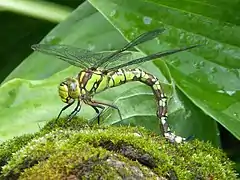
[0, 134, 35, 173]
[0, 117, 238, 180]
[1, 129, 76, 179]
[39, 117, 90, 132]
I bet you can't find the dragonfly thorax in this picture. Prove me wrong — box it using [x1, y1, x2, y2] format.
[58, 77, 80, 104]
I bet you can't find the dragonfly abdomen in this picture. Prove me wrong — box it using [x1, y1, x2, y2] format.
[108, 68, 167, 119]
[108, 68, 185, 143]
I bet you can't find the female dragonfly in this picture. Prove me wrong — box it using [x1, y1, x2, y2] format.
[32, 28, 199, 143]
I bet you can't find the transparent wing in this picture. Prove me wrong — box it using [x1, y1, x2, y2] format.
[95, 28, 166, 68]
[100, 51, 134, 69]
[107, 44, 201, 71]
[31, 44, 108, 69]
[31, 29, 199, 71]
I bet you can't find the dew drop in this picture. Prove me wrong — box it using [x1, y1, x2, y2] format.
[179, 32, 185, 40]
[193, 61, 205, 69]
[43, 36, 61, 45]
[110, 9, 116, 17]
[210, 67, 217, 74]
[143, 16, 152, 25]
[199, 61, 205, 67]
[217, 90, 235, 96]
[217, 90, 225, 94]
[225, 90, 236, 96]
[205, 40, 210, 45]
[215, 43, 223, 50]
[233, 112, 239, 118]
[193, 62, 200, 69]
[88, 44, 95, 51]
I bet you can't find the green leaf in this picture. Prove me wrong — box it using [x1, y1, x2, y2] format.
[0, 1, 222, 147]
[88, 0, 240, 142]
[3, 1, 128, 83]
[6, 0, 240, 148]
[0, 0, 71, 23]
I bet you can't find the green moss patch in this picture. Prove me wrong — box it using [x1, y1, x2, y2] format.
[0, 134, 35, 172]
[0, 117, 237, 179]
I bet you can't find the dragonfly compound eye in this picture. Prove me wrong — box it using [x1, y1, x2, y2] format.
[58, 78, 80, 104]
[58, 82, 70, 103]
[67, 78, 80, 99]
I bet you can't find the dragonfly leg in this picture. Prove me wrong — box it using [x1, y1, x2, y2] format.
[67, 100, 81, 121]
[88, 104, 105, 124]
[56, 100, 75, 121]
[86, 100, 122, 124]
[91, 100, 123, 121]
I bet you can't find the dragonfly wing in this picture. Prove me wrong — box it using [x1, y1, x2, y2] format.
[94, 28, 166, 68]
[106, 45, 201, 71]
[31, 44, 103, 69]
[101, 51, 134, 69]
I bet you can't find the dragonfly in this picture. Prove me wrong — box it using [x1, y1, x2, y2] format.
[31, 28, 200, 143]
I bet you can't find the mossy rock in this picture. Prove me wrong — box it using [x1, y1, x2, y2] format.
[0, 118, 238, 180]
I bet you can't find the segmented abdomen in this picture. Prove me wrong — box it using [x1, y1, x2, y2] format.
[107, 68, 168, 135]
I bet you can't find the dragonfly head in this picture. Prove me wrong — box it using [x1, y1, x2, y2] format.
[58, 78, 80, 104]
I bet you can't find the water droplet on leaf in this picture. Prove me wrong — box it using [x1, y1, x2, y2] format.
[143, 16, 152, 25]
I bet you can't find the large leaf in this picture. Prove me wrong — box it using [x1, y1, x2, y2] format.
[0, 0, 71, 23]
[0, 1, 75, 84]
[0, 1, 220, 146]
[3, 1, 128, 83]
[88, 0, 240, 142]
